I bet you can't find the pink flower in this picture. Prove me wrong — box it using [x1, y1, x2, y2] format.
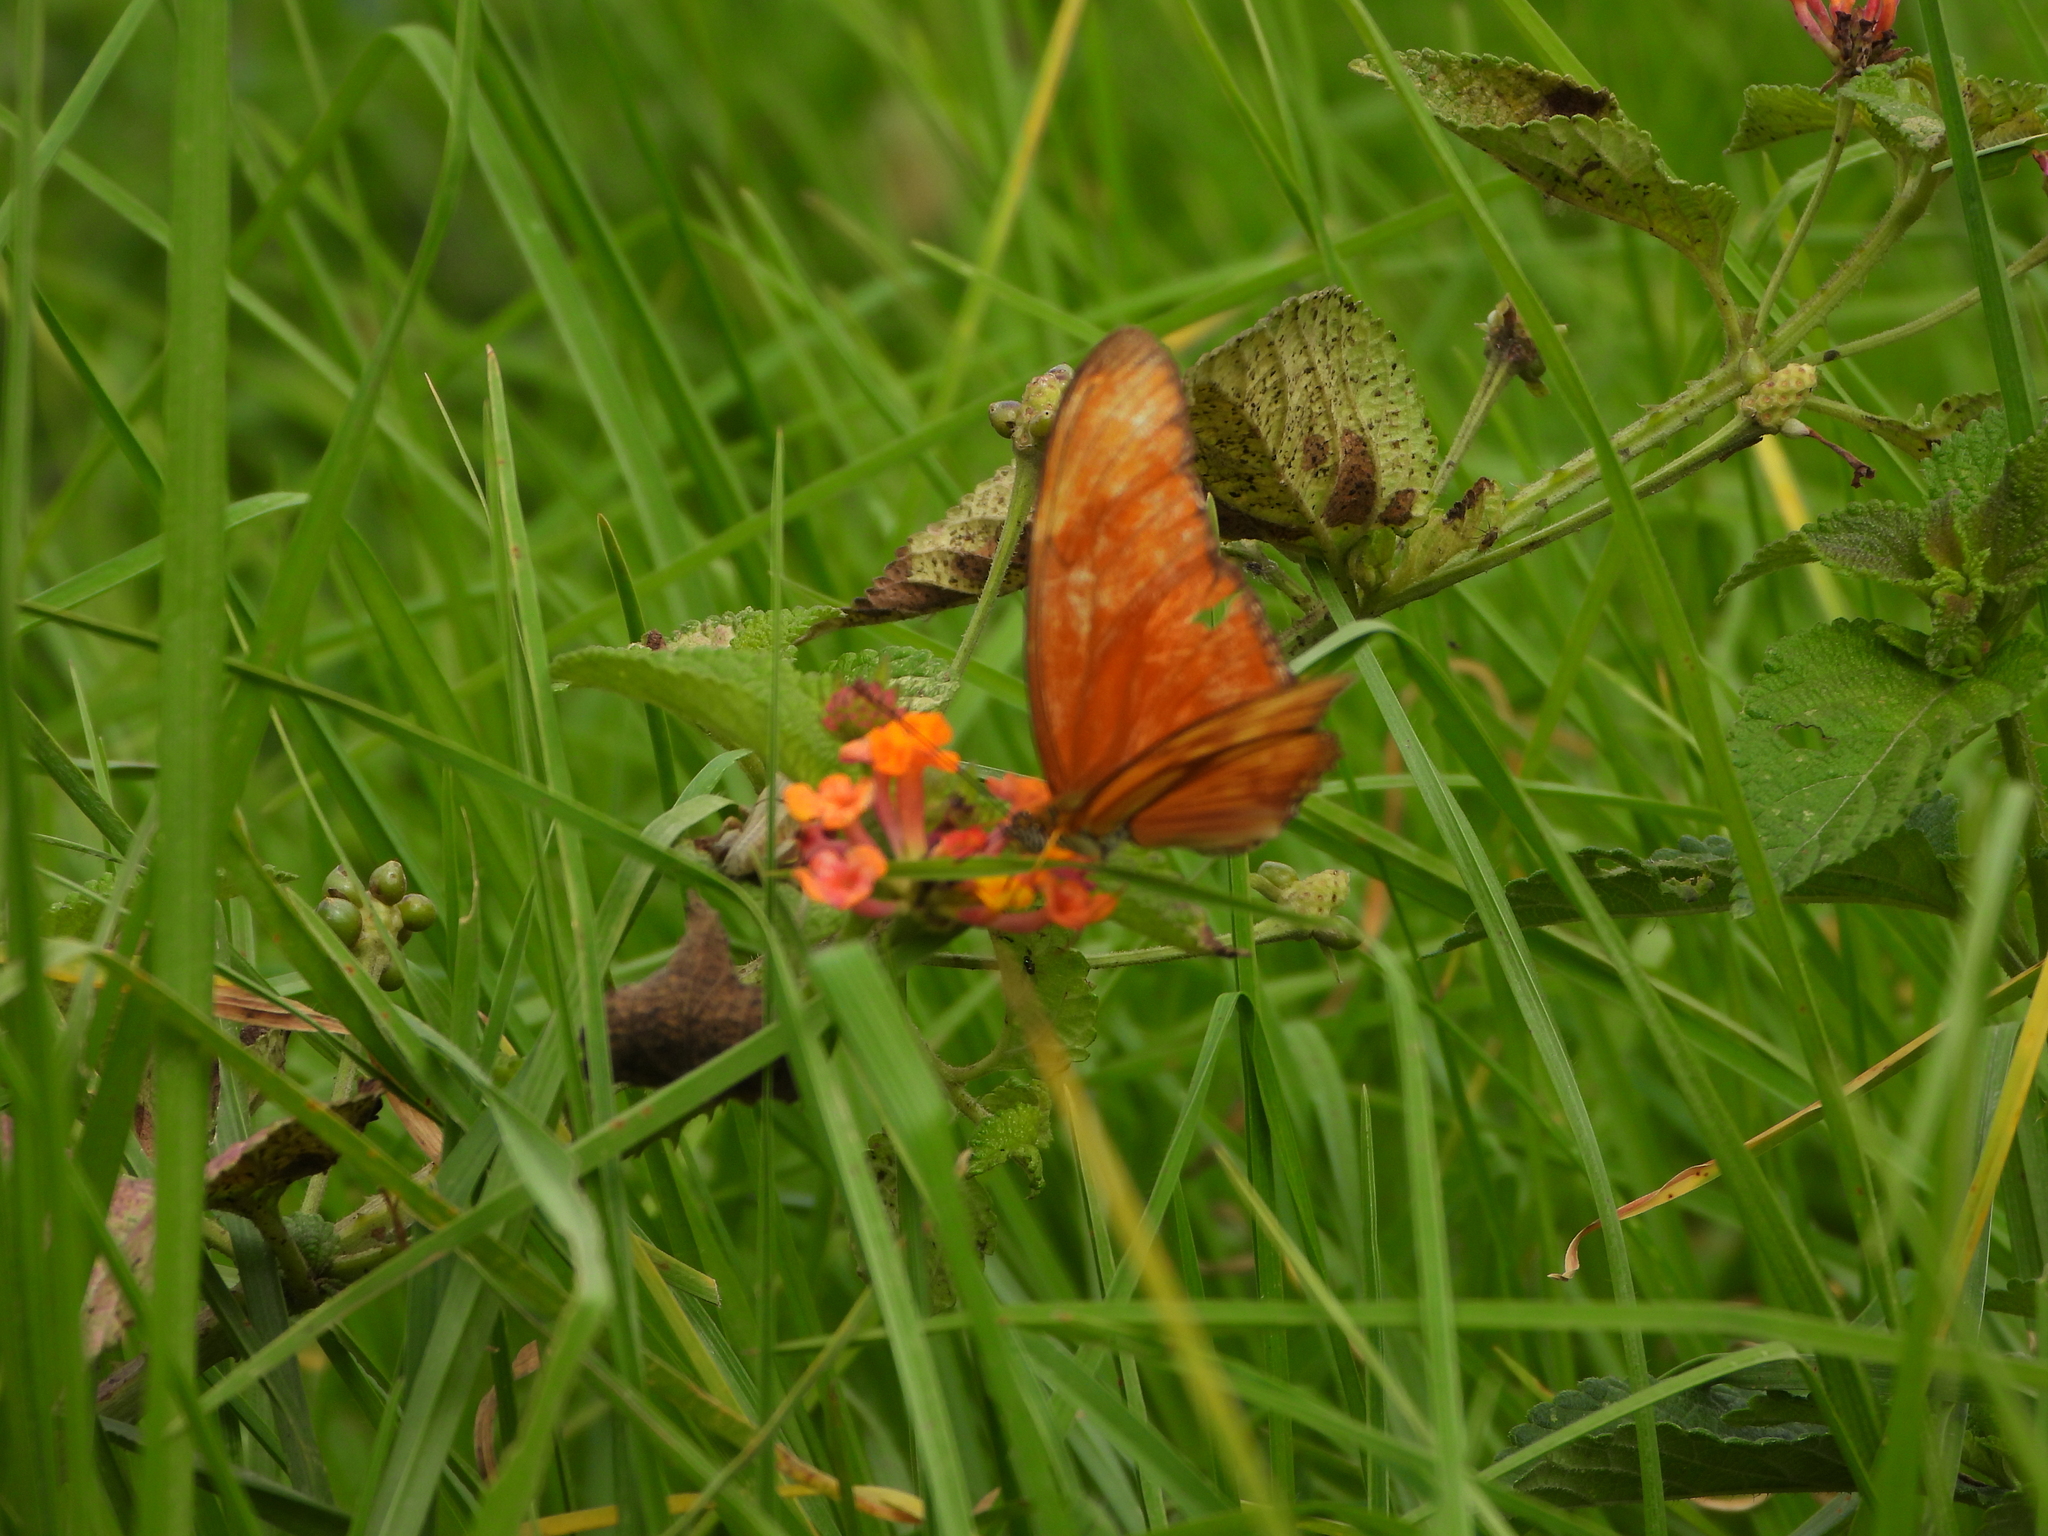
[794, 840, 889, 910]
[1790, 0, 1906, 77]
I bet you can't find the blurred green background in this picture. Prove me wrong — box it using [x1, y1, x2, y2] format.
[12, 0, 2048, 1529]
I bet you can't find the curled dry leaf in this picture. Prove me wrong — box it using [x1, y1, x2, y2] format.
[202, 1084, 385, 1219]
[608, 893, 792, 1098]
[822, 463, 1030, 633]
[473, 1339, 542, 1479]
[82, 1177, 156, 1362]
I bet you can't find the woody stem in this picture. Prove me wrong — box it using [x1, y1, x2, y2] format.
[947, 447, 1043, 685]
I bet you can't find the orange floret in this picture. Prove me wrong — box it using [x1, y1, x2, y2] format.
[783, 773, 873, 831]
[843, 712, 960, 776]
[988, 773, 1052, 814]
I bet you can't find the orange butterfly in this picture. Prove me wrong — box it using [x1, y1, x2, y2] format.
[1027, 327, 1349, 855]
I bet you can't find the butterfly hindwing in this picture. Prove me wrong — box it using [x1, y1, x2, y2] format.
[1028, 327, 1348, 853]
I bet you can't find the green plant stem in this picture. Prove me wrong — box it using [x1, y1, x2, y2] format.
[1996, 715, 2048, 962]
[1919, 0, 2039, 440]
[1792, 231, 2048, 367]
[1428, 353, 1512, 501]
[1765, 160, 1938, 365]
[946, 449, 1041, 685]
[598, 513, 679, 807]
[1753, 96, 1857, 336]
[1379, 412, 1761, 612]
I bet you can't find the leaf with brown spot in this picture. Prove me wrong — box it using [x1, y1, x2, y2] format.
[202, 1085, 385, 1218]
[1185, 287, 1437, 561]
[1359, 52, 1737, 277]
[608, 894, 791, 1097]
[819, 463, 1029, 634]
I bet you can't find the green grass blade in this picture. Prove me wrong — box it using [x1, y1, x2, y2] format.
[139, 0, 233, 1527]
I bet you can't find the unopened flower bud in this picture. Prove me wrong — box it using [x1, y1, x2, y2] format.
[316, 896, 362, 948]
[367, 860, 408, 905]
[397, 894, 438, 933]
[1739, 364, 1819, 431]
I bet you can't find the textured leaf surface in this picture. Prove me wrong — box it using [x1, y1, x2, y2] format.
[1497, 1365, 1849, 1505]
[1839, 67, 1949, 158]
[826, 646, 957, 714]
[1499, 1356, 2020, 1507]
[828, 464, 1025, 632]
[1803, 500, 1939, 588]
[551, 643, 843, 783]
[1725, 84, 1838, 153]
[966, 1077, 1053, 1194]
[1185, 287, 1437, 546]
[992, 931, 1098, 1058]
[1359, 52, 1736, 272]
[1718, 531, 1818, 601]
[1729, 621, 2048, 892]
[1438, 807, 1959, 950]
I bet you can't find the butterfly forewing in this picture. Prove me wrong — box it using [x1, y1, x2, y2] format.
[1027, 326, 1348, 852]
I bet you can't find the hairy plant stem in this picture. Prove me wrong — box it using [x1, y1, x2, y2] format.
[1752, 96, 1857, 334]
[1995, 713, 2048, 963]
[1429, 354, 1513, 500]
[1792, 230, 2048, 368]
[1374, 412, 1762, 613]
[946, 448, 1041, 685]
[1765, 160, 1939, 365]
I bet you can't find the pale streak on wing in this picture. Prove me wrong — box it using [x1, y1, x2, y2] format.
[1028, 328, 1296, 798]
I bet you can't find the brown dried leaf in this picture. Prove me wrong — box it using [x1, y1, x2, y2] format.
[82, 1177, 155, 1361]
[202, 1085, 385, 1218]
[608, 894, 789, 1097]
[823, 464, 1028, 632]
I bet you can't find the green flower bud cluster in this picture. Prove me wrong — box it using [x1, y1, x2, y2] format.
[316, 860, 436, 992]
[988, 363, 1074, 456]
[1738, 363, 1819, 432]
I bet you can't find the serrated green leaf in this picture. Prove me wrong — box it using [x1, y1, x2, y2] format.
[991, 930, 1097, 1059]
[1729, 620, 2048, 892]
[1927, 411, 2012, 512]
[825, 645, 957, 714]
[1185, 287, 1437, 551]
[1806, 500, 1942, 587]
[1437, 810, 1960, 950]
[1496, 1366, 1849, 1506]
[965, 1077, 1053, 1195]
[1357, 52, 1736, 274]
[1964, 73, 2048, 158]
[550, 643, 842, 783]
[1496, 1354, 2020, 1507]
[1980, 420, 2048, 585]
[1725, 83, 1839, 153]
[1717, 531, 1818, 601]
[1839, 66, 1950, 159]
[662, 605, 836, 652]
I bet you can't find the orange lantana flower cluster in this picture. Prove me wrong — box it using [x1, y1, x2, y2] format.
[777, 684, 1118, 933]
